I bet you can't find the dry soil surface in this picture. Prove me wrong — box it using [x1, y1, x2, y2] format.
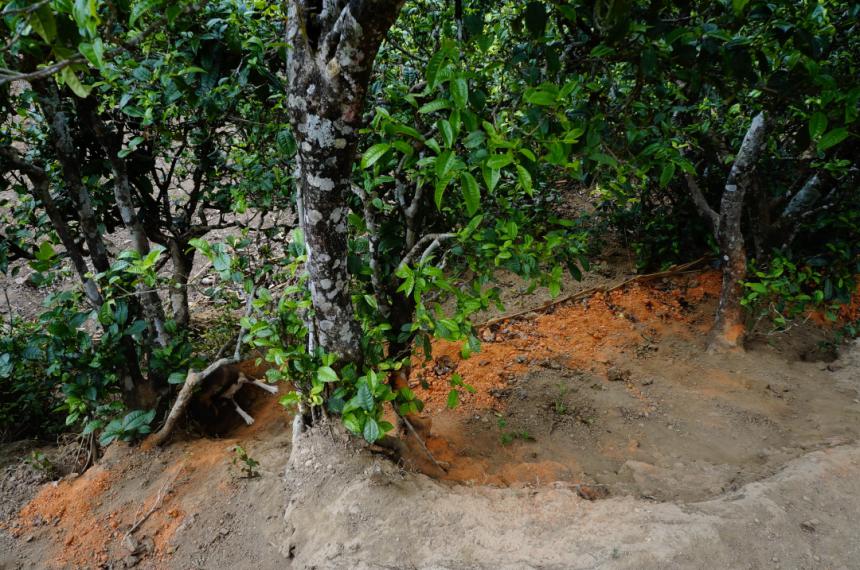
[2, 273, 860, 569]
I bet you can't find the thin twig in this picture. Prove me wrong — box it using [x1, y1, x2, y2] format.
[398, 413, 448, 473]
[2, 287, 12, 333]
[123, 473, 176, 540]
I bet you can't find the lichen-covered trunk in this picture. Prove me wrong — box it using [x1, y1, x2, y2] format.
[710, 196, 748, 351]
[29, 171, 105, 307]
[4, 143, 152, 407]
[285, 0, 404, 365]
[708, 113, 767, 352]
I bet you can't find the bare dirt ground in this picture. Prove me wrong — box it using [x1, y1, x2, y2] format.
[2, 268, 860, 569]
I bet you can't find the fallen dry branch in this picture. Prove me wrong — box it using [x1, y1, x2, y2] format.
[478, 256, 711, 329]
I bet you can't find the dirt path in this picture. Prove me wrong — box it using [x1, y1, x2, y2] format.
[283, 430, 860, 569]
[2, 276, 860, 569]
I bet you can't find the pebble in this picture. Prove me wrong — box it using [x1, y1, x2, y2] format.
[800, 519, 820, 532]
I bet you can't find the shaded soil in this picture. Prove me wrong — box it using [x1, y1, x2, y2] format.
[2, 270, 860, 569]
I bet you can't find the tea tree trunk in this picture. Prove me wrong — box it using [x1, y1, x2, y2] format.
[285, 0, 404, 368]
[688, 113, 767, 352]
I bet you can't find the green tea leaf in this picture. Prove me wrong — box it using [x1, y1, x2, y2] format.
[361, 143, 391, 169]
[460, 171, 480, 216]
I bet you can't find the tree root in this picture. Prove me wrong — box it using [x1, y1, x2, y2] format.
[399, 414, 448, 473]
[478, 256, 711, 329]
[146, 288, 258, 447]
[146, 357, 239, 447]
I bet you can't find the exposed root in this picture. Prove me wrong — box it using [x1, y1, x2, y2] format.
[231, 398, 255, 425]
[147, 289, 258, 447]
[147, 357, 239, 447]
[479, 256, 711, 329]
[399, 414, 448, 473]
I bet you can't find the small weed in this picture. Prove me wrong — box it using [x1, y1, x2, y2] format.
[553, 383, 569, 415]
[230, 445, 260, 478]
[496, 414, 534, 445]
[27, 450, 57, 477]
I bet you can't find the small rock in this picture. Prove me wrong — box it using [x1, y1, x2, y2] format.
[800, 519, 820, 533]
[433, 355, 456, 376]
[514, 355, 527, 364]
[122, 534, 139, 553]
[481, 329, 496, 342]
[123, 554, 140, 568]
[24, 535, 34, 543]
[641, 378, 654, 386]
[577, 485, 609, 501]
[139, 536, 154, 553]
[607, 366, 631, 382]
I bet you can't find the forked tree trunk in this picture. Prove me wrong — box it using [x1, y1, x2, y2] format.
[687, 112, 767, 352]
[285, 0, 404, 367]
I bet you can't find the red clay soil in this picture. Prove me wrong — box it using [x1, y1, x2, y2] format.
[10, 381, 290, 569]
[9, 269, 860, 567]
[412, 271, 722, 415]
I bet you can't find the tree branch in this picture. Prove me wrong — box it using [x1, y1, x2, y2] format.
[780, 173, 822, 220]
[685, 173, 718, 236]
[397, 233, 456, 271]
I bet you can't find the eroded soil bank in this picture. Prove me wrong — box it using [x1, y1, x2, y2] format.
[2, 272, 860, 569]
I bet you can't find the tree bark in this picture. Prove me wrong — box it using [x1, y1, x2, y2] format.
[168, 238, 194, 329]
[0, 146, 152, 406]
[0, 147, 103, 307]
[709, 112, 767, 352]
[285, 0, 404, 365]
[87, 111, 171, 348]
[34, 84, 112, 274]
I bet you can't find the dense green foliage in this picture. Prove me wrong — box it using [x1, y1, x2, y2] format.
[0, 0, 857, 444]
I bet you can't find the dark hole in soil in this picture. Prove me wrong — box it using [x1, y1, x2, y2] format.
[187, 382, 271, 437]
